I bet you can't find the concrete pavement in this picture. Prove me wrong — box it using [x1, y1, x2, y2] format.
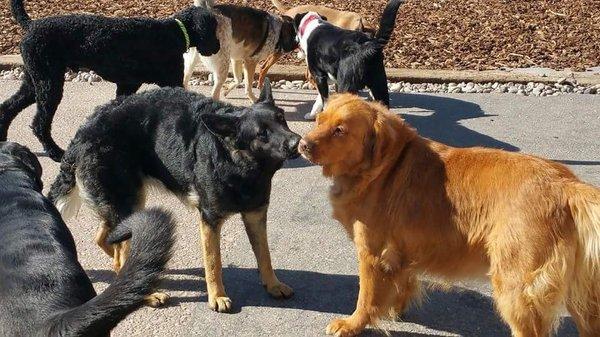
[0, 80, 598, 336]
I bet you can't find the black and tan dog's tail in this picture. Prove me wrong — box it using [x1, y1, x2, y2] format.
[375, 0, 404, 47]
[11, 0, 32, 30]
[43, 209, 175, 336]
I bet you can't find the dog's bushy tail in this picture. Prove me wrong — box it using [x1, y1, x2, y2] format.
[375, 0, 404, 47]
[48, 144, 80, 219]
[566, 182, 600, 329]
[43, 208, 175, 336]
[11, 0, 32, 30]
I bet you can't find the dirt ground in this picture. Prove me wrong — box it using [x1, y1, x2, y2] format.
[2, 0, 599, 70]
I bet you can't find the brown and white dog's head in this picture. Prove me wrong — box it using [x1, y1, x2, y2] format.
[299, 94, 415, 178]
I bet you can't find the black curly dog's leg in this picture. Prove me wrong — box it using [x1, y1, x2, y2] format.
[31, 75, 65, 162]
[0, 73, 36, 141]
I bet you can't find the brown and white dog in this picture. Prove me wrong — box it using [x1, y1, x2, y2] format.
[183, 0, 297, 103]
[299, 94, 600, 337]
[257, 0, 375, 88]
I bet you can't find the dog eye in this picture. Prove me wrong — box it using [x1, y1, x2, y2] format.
[333, 126, 345, 137]
[276, 112, 286, 123]
[259, 129, 269, 141]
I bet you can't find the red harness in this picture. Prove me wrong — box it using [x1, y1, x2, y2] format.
[299, 15, 319, 38]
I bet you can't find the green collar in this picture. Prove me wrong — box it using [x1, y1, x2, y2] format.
[175, 19, 190, 51]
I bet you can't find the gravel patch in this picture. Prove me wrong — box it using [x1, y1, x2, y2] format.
[3, 68, 599, 96]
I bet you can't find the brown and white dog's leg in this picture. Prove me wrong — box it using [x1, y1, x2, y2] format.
[222, 59, 243, 98]
[199, 215, 231, 312]
[242, 60, 258, 103]
[242, 207, 294, 299]
[183, 48, 200, 90]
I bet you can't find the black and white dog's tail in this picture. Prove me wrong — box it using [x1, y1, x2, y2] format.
[43, 209, 175, 336]
[10, 0, 32, 30]
[375, 0, 404, 47]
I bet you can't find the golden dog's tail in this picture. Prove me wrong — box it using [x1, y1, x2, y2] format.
[566, 181, 600, 328]
[271, 0, 288, 13]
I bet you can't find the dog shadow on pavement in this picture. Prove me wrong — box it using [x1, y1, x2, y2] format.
[88, 267, 577, 337]
[389, 93, 519, 152]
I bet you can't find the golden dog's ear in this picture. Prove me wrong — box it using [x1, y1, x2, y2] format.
[370, 111, 398, 169]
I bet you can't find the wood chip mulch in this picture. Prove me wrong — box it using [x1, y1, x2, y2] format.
[2, 0, 599, 70]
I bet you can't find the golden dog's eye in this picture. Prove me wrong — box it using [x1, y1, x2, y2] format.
[333, 126, 345, 137]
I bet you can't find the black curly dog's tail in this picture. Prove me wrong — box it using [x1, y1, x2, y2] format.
[11, 0, 32, 30]
[375, 0, 404, 47]
[42, 209, 175, 336]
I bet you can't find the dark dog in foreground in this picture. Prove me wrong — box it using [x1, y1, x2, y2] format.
[0, 141, 175, 337]
[49, 79, 301, 312]
[0, 0, 220, 162]
[293, 0, 403, 120]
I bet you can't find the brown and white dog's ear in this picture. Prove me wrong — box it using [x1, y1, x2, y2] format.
[277, 16, 299, 52]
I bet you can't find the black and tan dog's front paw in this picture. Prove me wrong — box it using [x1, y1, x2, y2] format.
[326, 318, 365, 337]
[144, 292, 170, 308]
[266, 281, 294, 299]
[208, 295, 233, 313]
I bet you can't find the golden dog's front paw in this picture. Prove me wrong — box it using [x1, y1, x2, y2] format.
[144, 292, 170, 308]
[208, 295, 233, 313]
[326, 318, 364, 337]
[266, 281, 294, 299]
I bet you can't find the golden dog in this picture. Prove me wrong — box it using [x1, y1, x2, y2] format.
[299, 94, 600, 337]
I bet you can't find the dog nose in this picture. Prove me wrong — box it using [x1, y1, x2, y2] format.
[298, 139, 312, 154]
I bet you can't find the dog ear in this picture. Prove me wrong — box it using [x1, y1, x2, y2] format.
[370, 112, 398, 169]
[0, 142, 43, 190]
[258, 78, 275, 105]
[201, 114, 239, 139]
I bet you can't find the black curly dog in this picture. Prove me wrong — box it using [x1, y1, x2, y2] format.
[0, 0, 220, 162]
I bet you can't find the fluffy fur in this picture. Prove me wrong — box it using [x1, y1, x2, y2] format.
[0, 141, 175, 337]
[0, 0, 220, 162]
[257, 0, 374, 88]
[183, 0, 297, 103]
[299, 94, 600, 337]
[293, 0, 403, 120]
[48, 80, 300, 312]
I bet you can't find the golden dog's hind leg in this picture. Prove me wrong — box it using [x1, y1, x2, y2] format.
[242, 207, 293, 299]
[199, 216, 231, 313]
[95, 223, 114, 258]
[257, 52, 282, 89]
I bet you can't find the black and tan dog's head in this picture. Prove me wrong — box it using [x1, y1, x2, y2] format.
[175, 7, 221, 56]
[277, 15, 299, 53]
[201, 79, 301, 164]
[0, 141, 43, 191]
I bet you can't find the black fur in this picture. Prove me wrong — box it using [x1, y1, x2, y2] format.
[0, 0, 220, 162]
[48, 79, 299, 233]
[294, 0, 404, 108]
[0, 141, 175, 337]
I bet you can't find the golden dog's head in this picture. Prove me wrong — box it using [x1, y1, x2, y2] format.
[299, 94, 415, 178]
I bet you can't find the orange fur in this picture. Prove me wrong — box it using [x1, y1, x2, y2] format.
[300, 94, 600, 337]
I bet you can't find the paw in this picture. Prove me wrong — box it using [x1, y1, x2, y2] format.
[326, 318, 364, 337]
[304, 112, 317, 120]
[145, 292, 170, 308]
[266, 281, 294, 299]
[208, 295, 233, 313]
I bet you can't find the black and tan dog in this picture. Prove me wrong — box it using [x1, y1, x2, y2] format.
[48, 79, 300, 312]
[0, 141, 175, 336]
[183, 0, 298, 103]
[1, 0, 220, 162]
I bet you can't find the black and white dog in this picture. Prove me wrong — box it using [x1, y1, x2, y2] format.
[1, 0, 220, 162]
[293, 0, 404, 120]
[0, 141, 175, 337]
[48, 79, 301, 313]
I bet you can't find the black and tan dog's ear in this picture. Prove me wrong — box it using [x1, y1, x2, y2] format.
[201, 114, 239, 138]
[258, 78, 275, 105]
